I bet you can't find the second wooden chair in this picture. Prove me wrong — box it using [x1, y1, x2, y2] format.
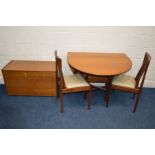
[111, 52, 151, 112]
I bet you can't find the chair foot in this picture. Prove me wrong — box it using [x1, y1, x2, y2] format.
[105, 101, 109, 107]
[132, 109, 136, 113]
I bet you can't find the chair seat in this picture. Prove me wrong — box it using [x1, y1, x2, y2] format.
[64, 74, 89, 88]
[112, 74, 136, 88]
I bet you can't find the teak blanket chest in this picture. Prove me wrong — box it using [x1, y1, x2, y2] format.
[2, 60, 56, 96]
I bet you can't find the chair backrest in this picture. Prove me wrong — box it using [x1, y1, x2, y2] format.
[135, 52, 151, 89]
[54, 50, 65, 89]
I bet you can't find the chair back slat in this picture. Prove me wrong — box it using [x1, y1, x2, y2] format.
[135, 52, 151, 88]
[54, 50, 65, 89]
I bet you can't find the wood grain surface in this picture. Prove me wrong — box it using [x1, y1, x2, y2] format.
[3, 60, 55, 71]
[2, 60, 56, 96]
[68, 52, 132, 76]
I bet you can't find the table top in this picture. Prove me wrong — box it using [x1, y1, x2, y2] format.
[2, 60, 55, 71]
[67, 52, 132, 76]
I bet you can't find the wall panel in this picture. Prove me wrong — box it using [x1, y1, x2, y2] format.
[0, 26, 154, 87]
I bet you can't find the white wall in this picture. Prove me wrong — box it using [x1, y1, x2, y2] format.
[0, 26, 155, 87]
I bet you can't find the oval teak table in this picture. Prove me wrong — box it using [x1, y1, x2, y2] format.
[67, 52, 132, 105]
[68, 52, 132, 76]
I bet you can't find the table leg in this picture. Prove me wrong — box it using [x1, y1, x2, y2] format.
[104, 77, 113, 107]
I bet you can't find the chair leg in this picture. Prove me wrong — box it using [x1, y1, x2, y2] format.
[60, 93, 64, 112]
[132, 93, 141, 113]
[87, 90, 91, 111]
[132, 93, 136, 100]
[56, 82, 60, 98]
[57, 84, 60, 98]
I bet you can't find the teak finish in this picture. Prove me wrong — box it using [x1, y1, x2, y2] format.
[55, 51, 91, 112]
[2, 60, 55, 71]
[2, 60, 56, 96]
[68, 52, 132, 76]
[68, 52, 132, 105]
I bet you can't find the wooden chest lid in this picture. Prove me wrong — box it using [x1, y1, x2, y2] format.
[2, 60, 56, 72]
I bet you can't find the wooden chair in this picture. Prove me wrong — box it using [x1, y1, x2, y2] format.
[111, 52, 151, 112]
[54, 50, 92, 112]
